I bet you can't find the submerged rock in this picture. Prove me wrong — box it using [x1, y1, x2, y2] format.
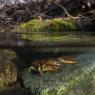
[22, 48, 95, 95]
[0, 60, 17, 88]
[0, 50, 17, 88]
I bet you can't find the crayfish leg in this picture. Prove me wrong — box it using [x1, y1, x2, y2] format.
[38, 67, 43, 76]
[28, 66, 35, 74]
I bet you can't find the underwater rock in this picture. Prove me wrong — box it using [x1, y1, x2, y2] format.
[0, 50, 17, 88]
[22, 48, 95, 95]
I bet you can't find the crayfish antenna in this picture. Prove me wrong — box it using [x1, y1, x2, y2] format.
[58, 58, 76, 64]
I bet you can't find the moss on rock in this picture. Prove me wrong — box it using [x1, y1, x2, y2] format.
[16, 18, 77, 32]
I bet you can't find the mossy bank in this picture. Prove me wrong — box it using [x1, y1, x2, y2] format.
[17, 18, 77, 32]
[14, 18, 95, 41]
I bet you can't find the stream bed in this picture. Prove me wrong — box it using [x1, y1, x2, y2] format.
[22, 48, 95, 95]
